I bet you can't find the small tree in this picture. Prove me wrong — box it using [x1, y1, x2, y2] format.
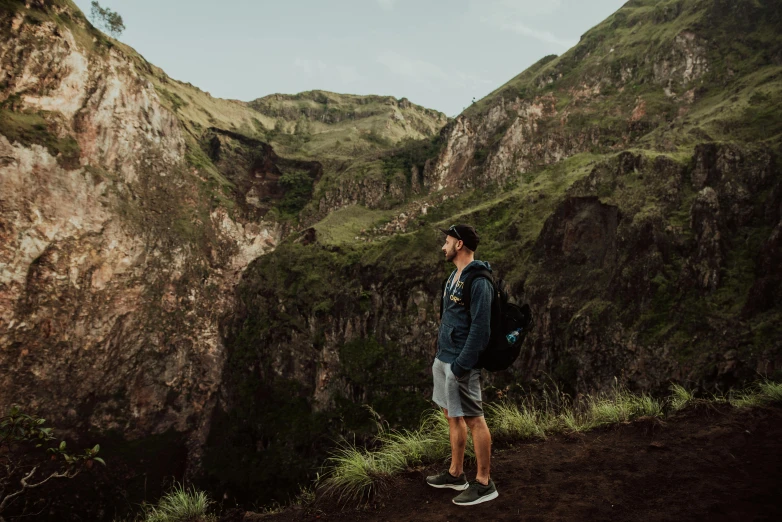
[0, 406, 105, 520]
[89, 1, 125, 38]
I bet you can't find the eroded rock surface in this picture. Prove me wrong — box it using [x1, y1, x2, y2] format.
[0, 4, 280, 466]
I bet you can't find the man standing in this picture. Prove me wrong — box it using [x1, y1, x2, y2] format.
[426, 224, 498, 506]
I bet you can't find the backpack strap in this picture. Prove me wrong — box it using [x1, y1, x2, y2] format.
[439, 276, 449, 319]
[462, 269, 494, 318]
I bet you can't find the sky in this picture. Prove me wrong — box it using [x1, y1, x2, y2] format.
[72, 0, 627, 117]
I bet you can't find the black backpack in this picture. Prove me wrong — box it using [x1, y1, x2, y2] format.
[440, 269, 533, 372]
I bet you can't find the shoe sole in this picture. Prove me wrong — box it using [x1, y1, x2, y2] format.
[452, 490, 499, 506]
[427, 482, 470, 491]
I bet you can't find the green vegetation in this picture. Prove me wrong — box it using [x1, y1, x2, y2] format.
[0, 108, 80, 168]
[141, 484, 215, 522]
[484, 401, 547, 440]
[241, 91, 448, 200]
[113, 484, 216, 522]
[156, 87, 188, 113]
[320, 411, 458, 502]
[730, 380, 782, 408]
[312, 205, 393, 246]
[278, 169, 315, 217]
[1, 407, 105, 516]
[669, 383, 696, 411]
[319, 380, 781, 502]
[89, 1, 124, 38]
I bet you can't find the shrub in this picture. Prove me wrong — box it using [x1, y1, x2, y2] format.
[278, 170, 314, 217]
[0, 407, 105, 517]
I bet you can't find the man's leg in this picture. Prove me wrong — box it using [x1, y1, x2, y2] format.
[464, 415, 491, 485]
[444, 408, 467, 476]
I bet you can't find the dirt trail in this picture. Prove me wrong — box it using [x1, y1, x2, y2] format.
[235, 405, 782, 521]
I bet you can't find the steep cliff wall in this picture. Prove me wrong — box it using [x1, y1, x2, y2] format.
[0, 0, 284, 469]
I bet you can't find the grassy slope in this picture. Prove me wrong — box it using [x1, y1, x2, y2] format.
[250, 91, 447, 159]
[465, 0, 782, 150]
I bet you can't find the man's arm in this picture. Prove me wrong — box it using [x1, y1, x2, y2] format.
[451, 278, 492, 378]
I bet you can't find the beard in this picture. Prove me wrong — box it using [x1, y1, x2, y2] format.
[444, 246, 456, 262]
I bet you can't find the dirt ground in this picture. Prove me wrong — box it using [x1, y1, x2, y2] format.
[234, 404, 782, 522]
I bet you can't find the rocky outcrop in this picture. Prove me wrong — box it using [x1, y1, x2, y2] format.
[201, 127, 323, 219]
[249, 91, 447, 132]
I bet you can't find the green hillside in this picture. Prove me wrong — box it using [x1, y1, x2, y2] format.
[465, 0, 782, 150]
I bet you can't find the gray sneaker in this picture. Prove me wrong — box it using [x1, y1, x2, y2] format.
[426, 470, 469, 490]
[452, 479, 499, 505]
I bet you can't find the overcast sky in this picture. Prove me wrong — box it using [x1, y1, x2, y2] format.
[73, 0, 627, 116]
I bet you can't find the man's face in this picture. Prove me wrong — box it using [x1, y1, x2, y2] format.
[442, 235, 461, 262]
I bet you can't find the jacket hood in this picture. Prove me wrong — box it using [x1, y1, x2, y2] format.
[461, 260, 492, 274]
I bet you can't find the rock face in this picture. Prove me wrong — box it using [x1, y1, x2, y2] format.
[0, 1, 282, 468]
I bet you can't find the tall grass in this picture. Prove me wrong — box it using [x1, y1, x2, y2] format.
[730, 379, 782, 408]
[669, 383, 695, 411]
[142, 484, 215, 522]
[319, 379, 780, 502]
[320, 410, 459, 502]
[583, 389, 664, 428]
[485, 401, 549, 440]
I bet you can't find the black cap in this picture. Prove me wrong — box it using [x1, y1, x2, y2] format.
[440, 224, 480, 252]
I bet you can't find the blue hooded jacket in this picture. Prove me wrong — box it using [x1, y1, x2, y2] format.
[436, 260, 493, 378]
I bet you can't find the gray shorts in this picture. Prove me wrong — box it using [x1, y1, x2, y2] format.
[431, 358, 483, 418]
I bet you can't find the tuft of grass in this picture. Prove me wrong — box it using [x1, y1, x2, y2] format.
[730, 380, 782, 408]
[582, 386, 664, 429]
[485, 401, 548, 440]
[142, 483, 216, 522]
[669, 383, 695, 411]
[319, 410, 461, 503]
[558, 409, 591, 433]
[759, 380, 782, 403]
[320, 444, 399, 503]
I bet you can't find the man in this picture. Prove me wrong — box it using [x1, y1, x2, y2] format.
[426, 224, 498, 506]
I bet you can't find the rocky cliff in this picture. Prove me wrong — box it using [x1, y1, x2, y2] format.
[0, 0, 294, 482]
